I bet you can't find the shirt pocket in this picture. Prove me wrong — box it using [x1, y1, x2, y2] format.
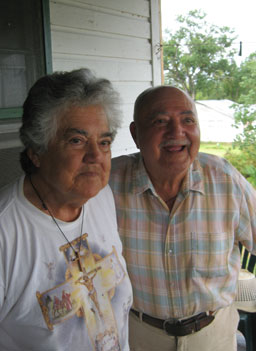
[191, 231, 232, 278]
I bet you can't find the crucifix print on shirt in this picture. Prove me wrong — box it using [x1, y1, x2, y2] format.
[36, 234, 126, 351]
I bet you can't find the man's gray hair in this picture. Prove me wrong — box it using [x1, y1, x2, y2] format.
[19, 68, 122, 174]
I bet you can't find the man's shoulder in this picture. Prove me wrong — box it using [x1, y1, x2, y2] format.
[111, 152, 140, 172]
[197, 152, 246, 184]
[198, 152, 236, 172]
[197, 152, 228, 167]
[110, 153, 140, 190]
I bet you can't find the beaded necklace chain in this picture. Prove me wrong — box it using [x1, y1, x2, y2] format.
[29, 175, 84, 271]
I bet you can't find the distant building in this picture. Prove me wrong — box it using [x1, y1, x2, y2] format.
[196, 100, 242, 143]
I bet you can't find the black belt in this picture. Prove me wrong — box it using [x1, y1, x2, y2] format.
[131, 309, 215, 336]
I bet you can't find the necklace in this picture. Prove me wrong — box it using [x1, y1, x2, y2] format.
[29, 175, 84, 271]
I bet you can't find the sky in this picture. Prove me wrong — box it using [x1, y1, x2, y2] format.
[161, 0, 256, 61]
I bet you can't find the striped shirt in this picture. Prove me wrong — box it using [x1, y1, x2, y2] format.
[109, 152, 256, 319]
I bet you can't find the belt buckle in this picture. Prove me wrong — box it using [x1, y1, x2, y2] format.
[163, 317, 178, 335]
[163, 313, 210, 336]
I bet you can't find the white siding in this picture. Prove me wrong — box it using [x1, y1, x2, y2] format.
[0, 0, 162, 188]
[50, 0, 162, 156]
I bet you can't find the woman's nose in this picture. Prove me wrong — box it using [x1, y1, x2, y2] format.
[84, 141, 102, 161]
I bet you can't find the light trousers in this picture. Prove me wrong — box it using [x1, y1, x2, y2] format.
[129, 305, 240, 351]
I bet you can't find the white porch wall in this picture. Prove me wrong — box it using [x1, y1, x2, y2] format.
[0, 0, 162, 189]
[50, 0, 162, 156]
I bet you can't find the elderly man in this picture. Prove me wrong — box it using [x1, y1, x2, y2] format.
[109, 86, 256, 351]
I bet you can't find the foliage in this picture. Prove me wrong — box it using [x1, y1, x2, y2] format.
[229, 104, 256, 187]
[225, 149, 256, 187]
[227, 53, 256, 187]
[163, 10, 238, 99]
[237, 52, 256, 104]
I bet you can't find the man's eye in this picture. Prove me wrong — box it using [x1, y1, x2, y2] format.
[184, 117, 196, 124]
[154, 119, 167, 125]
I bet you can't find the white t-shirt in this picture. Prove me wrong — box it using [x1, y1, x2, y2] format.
[0, 176, 132, 351]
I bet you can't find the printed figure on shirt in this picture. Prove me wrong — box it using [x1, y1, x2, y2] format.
[109, 86, 256, 351]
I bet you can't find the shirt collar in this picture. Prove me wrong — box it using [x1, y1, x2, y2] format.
[181, 157, 205, 196]
[131, 154, 155, 195]
[132, 154, 205, 196]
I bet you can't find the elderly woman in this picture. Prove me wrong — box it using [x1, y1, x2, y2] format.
[0, 69, 132, 350]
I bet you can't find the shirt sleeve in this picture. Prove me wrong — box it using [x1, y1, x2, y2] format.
[236, 175, 256, 254]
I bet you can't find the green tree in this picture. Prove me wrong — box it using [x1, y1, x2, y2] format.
[163, 10, 239, 100]
[226, 53, 256, 187]
[237, 52, 256, 104]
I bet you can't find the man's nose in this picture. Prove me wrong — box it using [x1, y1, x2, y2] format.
[166, 120, 184, 137]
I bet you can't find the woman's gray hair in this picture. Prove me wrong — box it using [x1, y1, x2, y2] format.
[19, 68, 122, 174]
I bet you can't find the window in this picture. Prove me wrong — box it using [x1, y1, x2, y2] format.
[0, 0, 52, 120]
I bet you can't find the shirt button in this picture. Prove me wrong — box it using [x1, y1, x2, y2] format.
[168, 249, 173, 255]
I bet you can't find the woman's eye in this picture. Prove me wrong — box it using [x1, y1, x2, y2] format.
[100, 140, 111, 147]
[102, 140, 111, 145]
[69, 137, 84, 145]
[99, 139, 112, 151]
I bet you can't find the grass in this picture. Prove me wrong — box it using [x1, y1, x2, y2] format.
[199, 142, 239, 158]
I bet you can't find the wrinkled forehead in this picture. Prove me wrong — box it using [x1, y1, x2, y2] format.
[138, 87, 197, 120]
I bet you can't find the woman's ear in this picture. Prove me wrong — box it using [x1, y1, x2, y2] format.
[27, 148, 40, 168]
[129, 122, 140, 149]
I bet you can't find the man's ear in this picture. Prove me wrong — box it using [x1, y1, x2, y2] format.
[129, 121, 140, 149]
[27, 148, 40, 168]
